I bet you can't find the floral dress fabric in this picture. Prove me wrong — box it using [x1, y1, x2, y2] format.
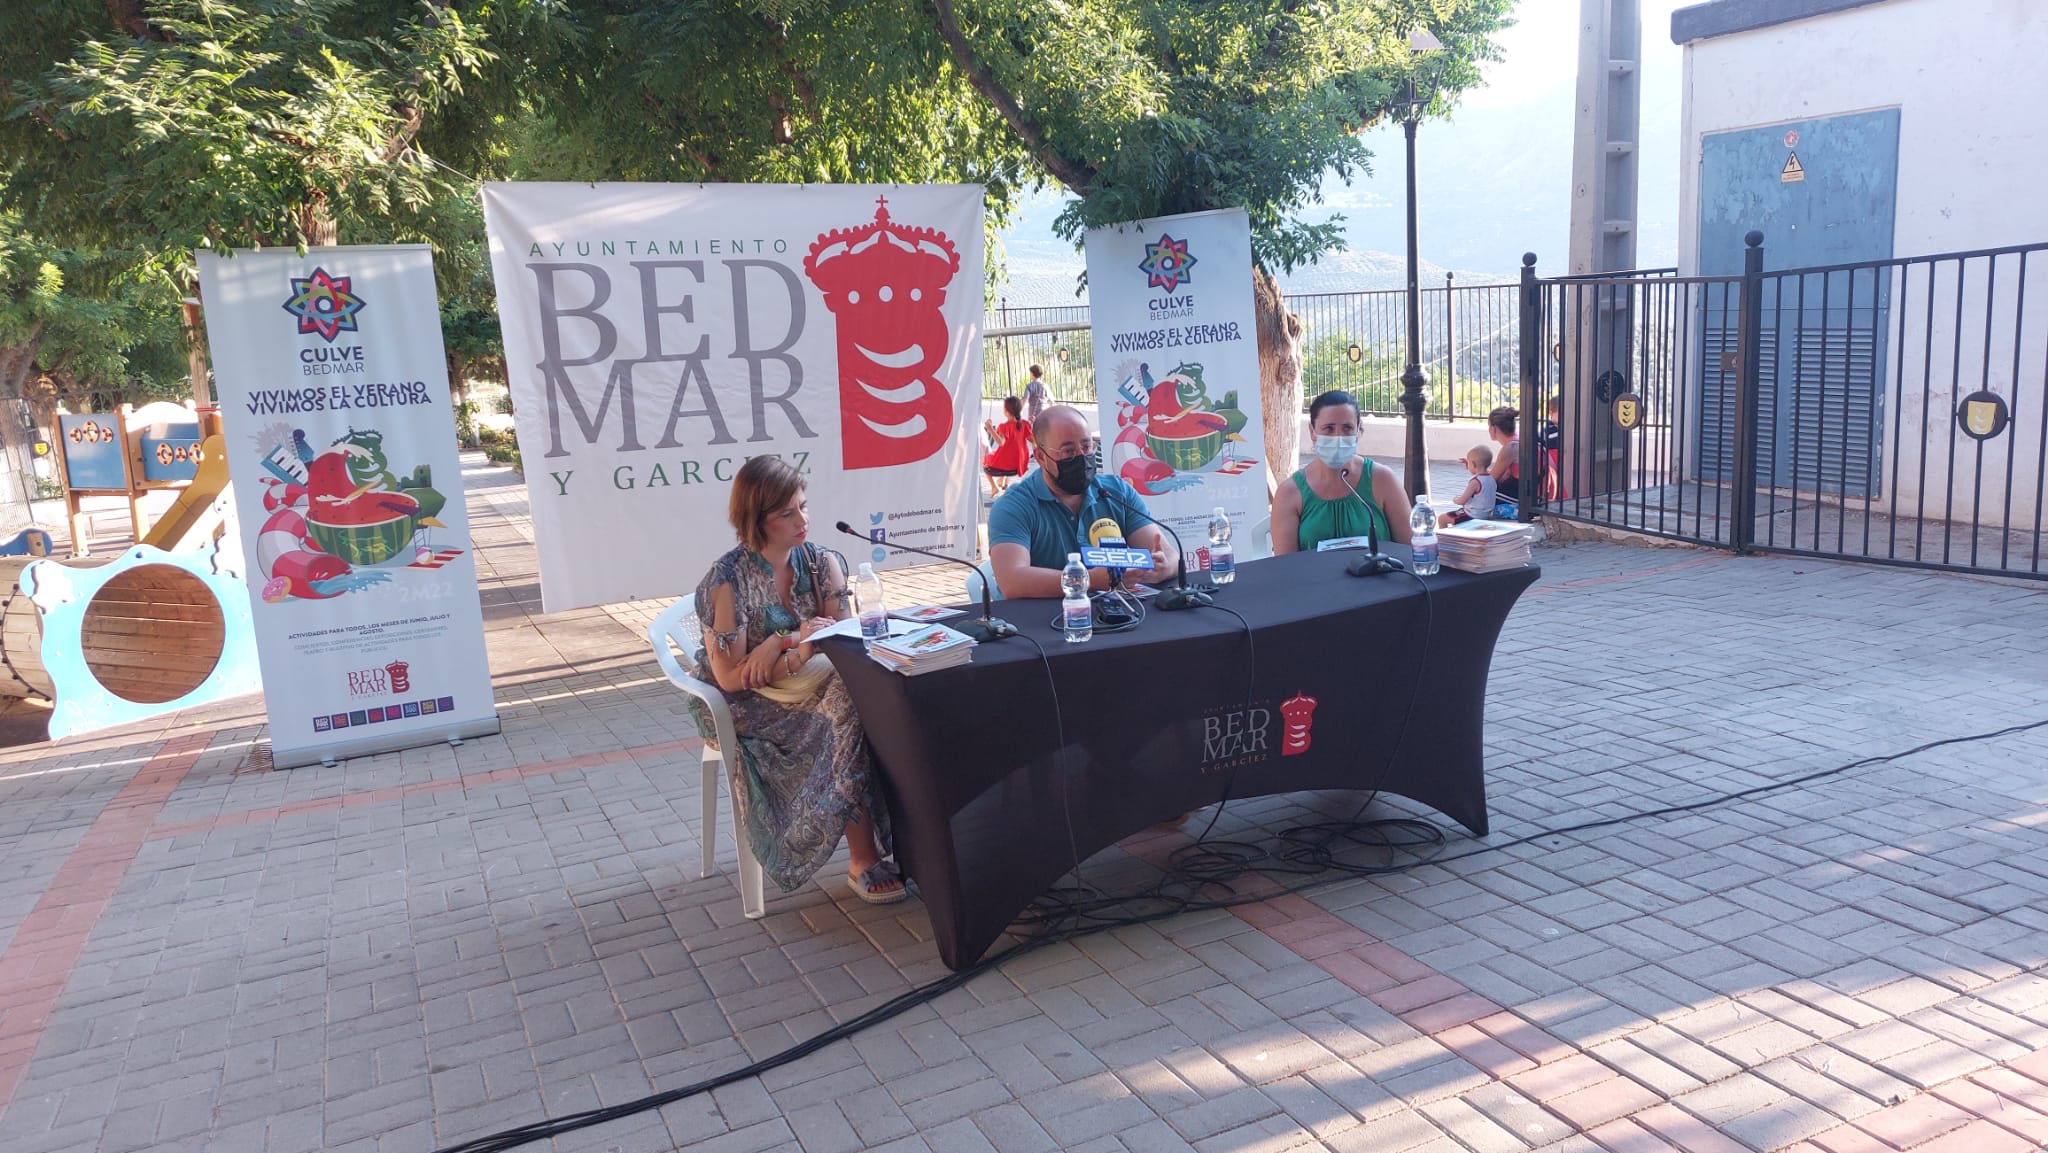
[690, 544, 889, 891]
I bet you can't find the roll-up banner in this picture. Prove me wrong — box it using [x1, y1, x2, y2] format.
[1084, 208, 1271, 561]
[196, 245, 499, 768]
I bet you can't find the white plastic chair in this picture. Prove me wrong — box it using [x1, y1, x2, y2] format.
[1248, 515, 1272, 557]
[648, 600, 766, 919]
[963, 558, 1002, 605]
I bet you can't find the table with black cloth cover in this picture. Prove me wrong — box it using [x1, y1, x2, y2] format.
[822, 548, 1538, 970]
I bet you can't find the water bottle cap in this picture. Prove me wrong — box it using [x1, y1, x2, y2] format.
[858, 562, 875, 576]
[1068, 552, 1081, 562]
[1213, 506, 1226, 517]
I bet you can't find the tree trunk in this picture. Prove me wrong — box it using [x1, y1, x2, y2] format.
[1252, 266, 1304, 495]
[298, 197, 339, 246]
[447, 351, 473, 445]
[0, 331, 45, 525]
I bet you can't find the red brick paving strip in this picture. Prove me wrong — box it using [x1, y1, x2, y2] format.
[0, 731, 210, 1118]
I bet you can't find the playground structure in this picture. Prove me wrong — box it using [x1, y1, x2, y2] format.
[55, 400, 232, 555]
[0, 540, 261, 738]
[0, 402, 259, 739]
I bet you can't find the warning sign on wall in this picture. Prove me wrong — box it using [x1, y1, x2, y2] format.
[1781, 153, 1806, 183]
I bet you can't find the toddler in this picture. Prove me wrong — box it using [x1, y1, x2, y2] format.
[1440, 445, 1498, 526]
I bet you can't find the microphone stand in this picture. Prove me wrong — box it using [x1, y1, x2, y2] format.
[1338, 465, 1405, 577]
[1083, 483, 1211, 611]
[833, 522, 1019, 643]
[1131, 514, 1212, 611]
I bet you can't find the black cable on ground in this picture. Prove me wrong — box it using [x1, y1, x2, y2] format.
[429, 706, 2048, 1152]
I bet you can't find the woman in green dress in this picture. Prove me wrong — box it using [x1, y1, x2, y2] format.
[1271, 390, 1416, 554]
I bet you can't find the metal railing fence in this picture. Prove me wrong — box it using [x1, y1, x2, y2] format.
[1522, 237, 2048, 581]
[981, 279, 1530, 422]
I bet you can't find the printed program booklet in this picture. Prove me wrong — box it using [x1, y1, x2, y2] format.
[866, 623, 976, 675]
[889, 604, 968, 623]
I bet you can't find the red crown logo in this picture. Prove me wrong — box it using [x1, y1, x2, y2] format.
[804, 197, 961, 294]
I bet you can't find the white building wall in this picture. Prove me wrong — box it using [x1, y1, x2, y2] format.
[1678, 0, 2048, 273]
[1676, 0, 2048, 534]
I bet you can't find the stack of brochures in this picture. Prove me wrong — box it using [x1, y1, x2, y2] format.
[866, 623, 976, 675]
[888, 605, 968, 624]
[1437, 520, 1536, 573]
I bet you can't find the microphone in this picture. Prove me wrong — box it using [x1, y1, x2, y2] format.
[1100, 495, 1210, 611]
[1082, 516, 1140, 628]
[833, 522, 1018, 643]
[1337, 466, 1405, 577]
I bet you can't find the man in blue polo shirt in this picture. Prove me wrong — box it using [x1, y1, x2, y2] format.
[988, 405, 1179, 598]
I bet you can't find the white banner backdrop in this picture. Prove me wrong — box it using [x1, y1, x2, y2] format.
[1083, 208, 1271, 561]
[196, 246, 500, 768]
[482, 183, 985, 611]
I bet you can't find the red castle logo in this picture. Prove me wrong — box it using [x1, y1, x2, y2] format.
[803, 198, 962, 470]
[1278, 692, 1318, 756]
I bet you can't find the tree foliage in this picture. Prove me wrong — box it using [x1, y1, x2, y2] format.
[0, 203, 187, 403]
[0, 0, 1516, 446]
[4, 0, 505, 250]
[929, 0, 1514, 270]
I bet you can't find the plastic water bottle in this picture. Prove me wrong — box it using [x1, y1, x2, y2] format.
[1410, 500, 1440, 575]
[1207, 507, 1236, 585]
[855, 562, 887, 644]
[1061, 553, 1092, 643]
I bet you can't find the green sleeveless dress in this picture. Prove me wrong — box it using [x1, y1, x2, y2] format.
[1293, 460, 1391, 551]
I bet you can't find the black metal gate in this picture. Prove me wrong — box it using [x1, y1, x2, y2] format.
[1519, 237, 2048, 580]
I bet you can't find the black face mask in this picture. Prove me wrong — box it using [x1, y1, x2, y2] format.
[1045, 451, 1093, 496]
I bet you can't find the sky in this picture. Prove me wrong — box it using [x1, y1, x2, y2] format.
[996, 0, 1689, 301]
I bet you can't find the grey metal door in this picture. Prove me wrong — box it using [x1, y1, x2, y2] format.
[1697, 109, 1900, 495]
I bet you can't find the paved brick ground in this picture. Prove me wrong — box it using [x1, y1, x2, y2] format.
[0, 456, 2043, 1153]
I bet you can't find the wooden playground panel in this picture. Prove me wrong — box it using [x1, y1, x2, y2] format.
[55, 401, 226, 555]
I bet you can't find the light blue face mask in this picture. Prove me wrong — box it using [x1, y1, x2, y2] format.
[1313, 435, 1356, 468]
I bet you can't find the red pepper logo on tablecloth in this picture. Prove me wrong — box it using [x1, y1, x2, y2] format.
[1278, 692, 1319, 756]
[803, 198, 962, 470]
[281, 267, 367, 343]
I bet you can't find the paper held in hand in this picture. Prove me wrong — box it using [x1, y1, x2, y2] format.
[1437, 521, 1535, 573]
[867, 623, 976, 676]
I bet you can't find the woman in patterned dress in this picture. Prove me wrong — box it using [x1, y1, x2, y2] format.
[692, 456, 904, 903]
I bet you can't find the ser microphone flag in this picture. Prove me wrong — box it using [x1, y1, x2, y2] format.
[1081, 516, 1153, 570]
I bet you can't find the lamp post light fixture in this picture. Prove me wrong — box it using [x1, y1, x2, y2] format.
[1395, 26, 1443, 501]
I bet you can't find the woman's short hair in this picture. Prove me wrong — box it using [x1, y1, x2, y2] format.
[1309, 390, 1360, 426]
[1488, 405, 1519, 436]
[729, 455, 805, 552]
[1004, 395, 1023, 421]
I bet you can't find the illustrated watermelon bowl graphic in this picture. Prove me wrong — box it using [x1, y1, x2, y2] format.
[1145, 416, 1230, 472]
[306, 491, 422, 566]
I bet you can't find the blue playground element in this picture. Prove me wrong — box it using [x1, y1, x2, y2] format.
[0, 529, 54, 558]
[20, 540, 260, 740]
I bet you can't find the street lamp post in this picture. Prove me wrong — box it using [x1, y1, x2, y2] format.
[1395, 29, 1443, 501]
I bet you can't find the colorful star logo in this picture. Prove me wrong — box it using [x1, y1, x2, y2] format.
[1138, 234, 1197, 291]
[281, 267, 366, 342]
